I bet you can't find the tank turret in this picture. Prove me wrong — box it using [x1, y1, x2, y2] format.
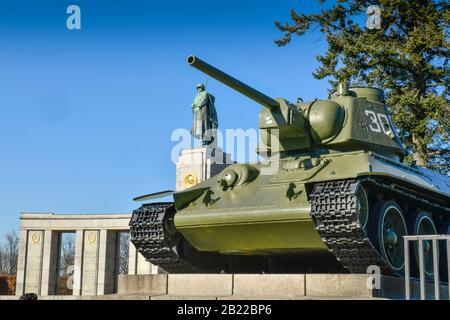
[187, 55, 405, 160]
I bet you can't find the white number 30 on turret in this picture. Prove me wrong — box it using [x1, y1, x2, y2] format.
[365, 110, 391, 134]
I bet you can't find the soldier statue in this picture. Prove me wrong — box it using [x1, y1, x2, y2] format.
[191, 83, 218, 146]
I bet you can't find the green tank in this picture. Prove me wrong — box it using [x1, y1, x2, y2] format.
[130, 55, 450, 277]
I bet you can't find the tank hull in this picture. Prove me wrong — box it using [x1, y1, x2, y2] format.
[173, 150, 448, 256]
[130, 149, 449, 274]
[175, 204, 326, 254]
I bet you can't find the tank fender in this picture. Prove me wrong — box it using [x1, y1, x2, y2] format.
[173, 187, 210, 210]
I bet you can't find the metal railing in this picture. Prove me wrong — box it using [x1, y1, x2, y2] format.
[404, 234, 450, 300]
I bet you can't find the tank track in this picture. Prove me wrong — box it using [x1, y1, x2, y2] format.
[129, 202, 198, 273]
[310, 177, 449, 275]
[311, 179, 390, 274]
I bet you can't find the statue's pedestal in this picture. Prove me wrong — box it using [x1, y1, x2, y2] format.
[176, 146, 233, 191]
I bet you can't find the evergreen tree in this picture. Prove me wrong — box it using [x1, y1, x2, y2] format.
[276, 0, 449, 174]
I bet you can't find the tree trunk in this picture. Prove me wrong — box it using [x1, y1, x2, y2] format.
[412, 133, 428, 167]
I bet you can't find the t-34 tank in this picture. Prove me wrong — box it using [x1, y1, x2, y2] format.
[130, 55, 450, 277]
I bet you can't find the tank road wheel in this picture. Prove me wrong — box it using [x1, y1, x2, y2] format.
[369, 200, 407, 274]
[355, 183, 369, 230]
[408, 211, 437, 278]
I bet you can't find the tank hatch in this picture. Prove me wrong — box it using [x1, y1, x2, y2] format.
[349, 87, 385, 103]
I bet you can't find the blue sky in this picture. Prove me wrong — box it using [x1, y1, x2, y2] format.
[0, 0, 333, 237]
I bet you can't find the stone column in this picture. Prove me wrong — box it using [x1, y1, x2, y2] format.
[81, 230, 100, 295]
[72, 230, 84, 296]
[128, 241, 137, 275]
[128, 241, 157, 275]
[151, 263, 159, 274]
[24, 230, 44, 294]
[97, 230, 117, 295]
[137, 252, 151, 274]
[176, 146, 232, 191]
[40, 230, 59, 295]
[15, 229, 28, 296]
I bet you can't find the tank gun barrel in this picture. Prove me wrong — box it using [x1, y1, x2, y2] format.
[187, 55, 279, 110]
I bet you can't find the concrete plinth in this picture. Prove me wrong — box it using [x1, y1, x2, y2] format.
[117, 275, 167, 295]
[305, 274, 372, 298]
[176, 146, 232, 191]
[116, 273, 450, 300]
[168, 274, 233, 297]
[5, 273, 449, 300]
[233, 274, 305, 298]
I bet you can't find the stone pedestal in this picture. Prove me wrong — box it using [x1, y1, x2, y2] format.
[115, 273, 450, 300]
[176, 146, 233, 191]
